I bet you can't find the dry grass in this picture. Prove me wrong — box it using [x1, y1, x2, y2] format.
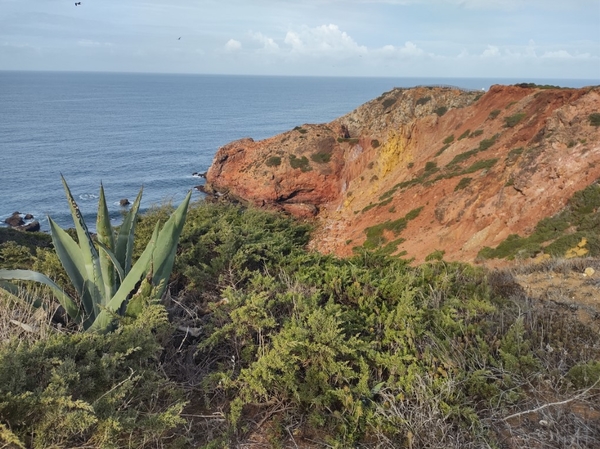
[0, 287, 65, 344]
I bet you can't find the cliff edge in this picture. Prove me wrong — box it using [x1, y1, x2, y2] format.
[206, 84, 600, 263]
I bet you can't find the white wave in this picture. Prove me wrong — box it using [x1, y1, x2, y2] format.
[78, 193, 99, 201]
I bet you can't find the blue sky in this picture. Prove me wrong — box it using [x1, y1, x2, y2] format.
[1, 0, 599, 79]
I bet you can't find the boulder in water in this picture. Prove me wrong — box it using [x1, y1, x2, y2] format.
[5, 212, 24, 227]
[17, 221, 41, 232]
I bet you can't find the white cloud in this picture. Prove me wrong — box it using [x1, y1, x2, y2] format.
[481, 45, 500, 57]
[541, 49, 592, 59]
[224, 39, 242, 52]
[250, 32, 279, 52]
[283, 24, 367, 55]
[398, 41, 424, 56]
[77, 40, 113, 48]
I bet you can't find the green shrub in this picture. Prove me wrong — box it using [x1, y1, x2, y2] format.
[382, 98, 396, 109]
[455, 177, 472, 191]
[488, 109, 500, 119]
[362, 203, 376, 213]
[0, 242, 35, 270]
[424, 161, 438, 173]
[566, 361, 600, 388]
[478, 134, 498, 151]
[0, 306, 186, 448]
[504, 112, 526, 128]
[371, 139, 380, 148]
[289, 154, 311, 172]
[469, 129, 484, 138]
[362, 207, 423, 250]
[478, 182, 600, 260]
[508, 147, 524, 157]
[337, 137, 359, 144]
[266, 155, 281, 167]
[310, 152, 332, 164]
[448, 149, 479, 166]
[293, 126, 307, 134]
[443, 134, 455, 145]
[435, 144, 450, 157]
[416, 96, 431, 106]
[425, 249, 445, 261]
[458, 129, 471, 140]
[589, 113, 600, 127]
[462, 158, 498, 174]
[434, 106, 448, 116]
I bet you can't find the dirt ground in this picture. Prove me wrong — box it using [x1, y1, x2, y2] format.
[492, 257, 600, 331]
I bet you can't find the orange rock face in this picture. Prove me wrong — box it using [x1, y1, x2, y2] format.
[206, 84, 600, 263]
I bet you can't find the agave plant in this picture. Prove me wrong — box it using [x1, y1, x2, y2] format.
[0, 176, 191, 333]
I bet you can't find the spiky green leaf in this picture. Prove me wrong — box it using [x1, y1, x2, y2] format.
[150, 190, 192, 299]
[97, 183, 117, 300]
[87, 222, 160, 333]
[48, 217, 95, 318]
[0, 269, 81, 323]
[97, 241, 126, 284]
[115, 188, 143, 274]
[60, 175, 106, 313]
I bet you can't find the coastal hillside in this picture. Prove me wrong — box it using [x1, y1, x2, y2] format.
[205, 84, 600, 263]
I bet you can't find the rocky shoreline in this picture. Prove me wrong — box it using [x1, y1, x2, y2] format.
[3, 211, 40, 232]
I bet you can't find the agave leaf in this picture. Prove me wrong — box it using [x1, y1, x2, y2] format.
[97, 241, 125, 284]
[150, 190, 191, 299]
[48, 217, 94, 318]
[0, 269, 82, 323]
[87, 222, 160, 333]
[115, 187, 143, 274]
[60, 175, 106, 313]
[97, 183, 117, 300]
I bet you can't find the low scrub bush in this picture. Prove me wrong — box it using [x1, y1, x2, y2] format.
[434, 106, 448, 116]
[310, 152, 332, 164]
[265, 155, 281, 167]
[416, 96, 431, 106]
[289, 154, 311, 172]
[505, 112, 526, 128]
[589, 113, 600, 127]
[488, 109, 500, 119]
[458, 129, 471, 140]
[455, 177, 472, 191]
[0, 306, 186, 448]
[382, 98, 396, 109]
[479, 182, 600, 260]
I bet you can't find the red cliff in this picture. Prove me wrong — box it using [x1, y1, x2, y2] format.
[206, 84, 600, 263]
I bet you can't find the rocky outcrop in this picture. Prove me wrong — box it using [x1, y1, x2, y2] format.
[5, 212, 25, 227]
[205, 84, 600, 263]
[4, 212, 40, 233]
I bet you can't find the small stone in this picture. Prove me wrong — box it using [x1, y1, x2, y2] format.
[539, 420, 549, 427]
[584, 267, 595, 277]
[119, 198, 130, 207]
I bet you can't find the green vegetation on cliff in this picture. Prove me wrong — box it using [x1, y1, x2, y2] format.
[1, 194, 599, 447]
[479, 182, 600, 260]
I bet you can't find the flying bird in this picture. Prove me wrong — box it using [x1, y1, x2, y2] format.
[178, 37, 181, 40]
[75, 2, 81, 5]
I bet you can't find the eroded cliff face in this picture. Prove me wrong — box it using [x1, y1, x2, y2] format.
[205, 84, 600, 263]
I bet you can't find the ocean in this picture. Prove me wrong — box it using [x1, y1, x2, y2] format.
[0, 71, 596, 232]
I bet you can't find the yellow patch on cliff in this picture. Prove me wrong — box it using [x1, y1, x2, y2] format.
[379, 130, 414, 178]
[565, 237, 589, 259]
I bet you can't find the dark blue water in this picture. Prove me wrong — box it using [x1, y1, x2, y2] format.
[1, 71, 596, 231]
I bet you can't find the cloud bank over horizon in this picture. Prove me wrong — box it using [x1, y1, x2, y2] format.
[0, 0, 598, 79]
